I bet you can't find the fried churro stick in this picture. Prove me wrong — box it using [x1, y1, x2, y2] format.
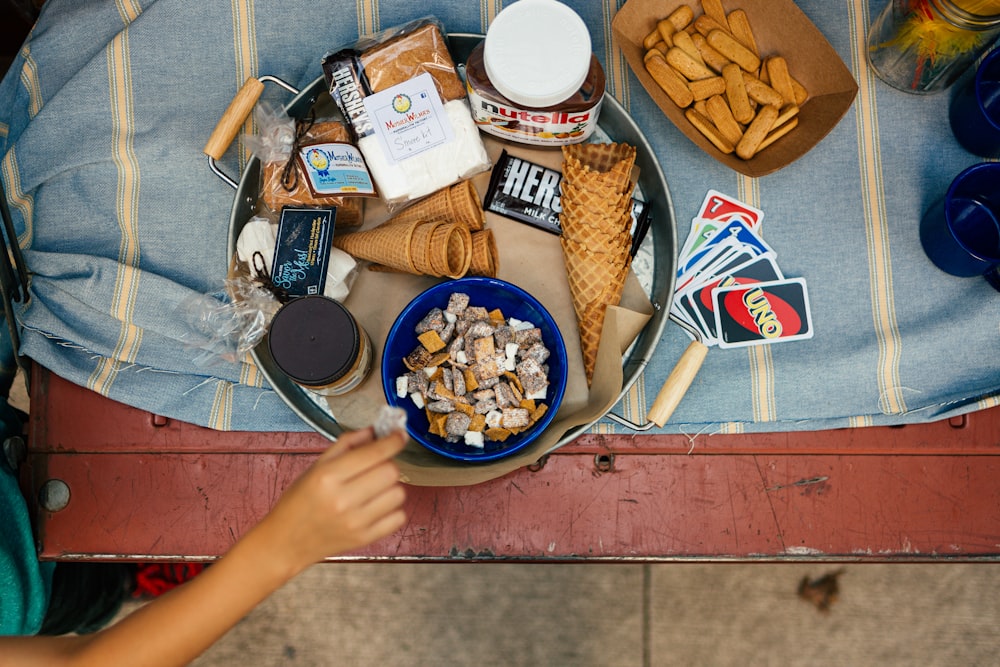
[667, 4, 695, 31]
[672, 29, 705, 65]
[643, 27, 664, 51]
[694, 14, 730, 38]
[758, 117, 799, 153]
[741, 71, 784, 107]
[771, 104, 800, 131]
[657, 19, 677, 47]
[701, 0, 729, 28]
[691, 32, 731, 73]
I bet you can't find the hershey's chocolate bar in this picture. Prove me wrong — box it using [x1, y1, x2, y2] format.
[322, 49, 375, 140]
[484, 150, 651, 256]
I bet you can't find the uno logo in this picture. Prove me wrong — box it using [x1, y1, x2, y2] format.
[723, 287, 802, 338]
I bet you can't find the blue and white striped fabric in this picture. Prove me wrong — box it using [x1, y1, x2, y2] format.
[0, 0, 996, 434]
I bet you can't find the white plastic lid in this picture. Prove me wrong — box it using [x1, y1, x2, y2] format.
[483, 0, 593, 108]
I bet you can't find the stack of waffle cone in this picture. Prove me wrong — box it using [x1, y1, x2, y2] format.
[559, 142, 637, 385]
[333, 179, 498, 279]
[379, 179, 485, 230]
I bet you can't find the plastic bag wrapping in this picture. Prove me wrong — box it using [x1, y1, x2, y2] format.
[322, 17, 491, 213]
[235, 215, 359, 302]
[175, 276, 279, 367]
[244, 102, 367, 227]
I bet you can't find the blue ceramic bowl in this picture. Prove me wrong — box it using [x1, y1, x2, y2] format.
[381, 277, 568, 463]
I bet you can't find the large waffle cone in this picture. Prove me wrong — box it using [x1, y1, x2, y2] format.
[562, 205, 634, 246]
[380, 179, 485, 230]
[561, 234, 630, 260]
[333, 219, 420, 273]
[561, 180, 635, 223]
[561, 236, 629, 384]
[562, 142, 637, 193]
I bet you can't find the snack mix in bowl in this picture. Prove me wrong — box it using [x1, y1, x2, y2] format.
[381, 277, 568, 462]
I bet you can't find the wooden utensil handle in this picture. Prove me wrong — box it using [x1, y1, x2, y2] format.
[647, 340, 708, 427]
[202, 77, 265, 160]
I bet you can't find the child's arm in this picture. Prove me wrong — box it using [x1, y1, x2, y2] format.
[0, 427, 407, 667]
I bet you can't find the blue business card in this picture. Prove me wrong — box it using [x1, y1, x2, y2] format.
[271, 207, 335, 297]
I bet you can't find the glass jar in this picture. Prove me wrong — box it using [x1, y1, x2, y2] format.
[867, 0, 1000, 94]
[465, 0, 606, 146]
[267, 295, 372, 396]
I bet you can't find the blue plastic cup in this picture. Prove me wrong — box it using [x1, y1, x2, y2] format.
[919, 162, 1000, 291]
[950, 49, 1000, 159]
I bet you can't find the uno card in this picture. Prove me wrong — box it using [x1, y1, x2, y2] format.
[677, 218, 771, 283]
[676, 238, 743, 292]
[696, 189, 764, 227]
[712, 277, 813, 348]
[682, 254, 782, 342]
[678, 217, 723, 263]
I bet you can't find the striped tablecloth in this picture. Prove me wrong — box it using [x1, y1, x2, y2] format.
[0, 0, 996, 434]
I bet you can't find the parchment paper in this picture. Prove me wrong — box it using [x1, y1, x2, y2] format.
[326, 138, 652, 486]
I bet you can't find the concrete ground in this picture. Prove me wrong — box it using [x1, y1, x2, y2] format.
[109, 561, 999, 666]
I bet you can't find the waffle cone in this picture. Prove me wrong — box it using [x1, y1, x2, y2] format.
[559, 203, 632, 250]
[447, 179, 486, 230]
[561, 180, 635, 221]
[433, 222, 472, 278]
[562, 225, 632, 262]
[380, 179, 485, 231]
[562, 142, 637, 193]
[410, 221, 447, 275]
[561, 236, 630, 384]
[469, 229, 498, 277]
[333, 219, 420, 273]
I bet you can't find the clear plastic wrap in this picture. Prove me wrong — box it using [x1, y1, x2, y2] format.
[235, 215, 359, 302]
[176, 276, 280, 366]
[322, 17, 491, 213]
[245, 101, 369, 227]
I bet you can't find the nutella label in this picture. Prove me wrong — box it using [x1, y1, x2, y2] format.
[468, 86, 602, 147]
[485, 150, 651, 256]
[297, 142, 376, 197]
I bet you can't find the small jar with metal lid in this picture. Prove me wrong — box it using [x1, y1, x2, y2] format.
[465, 0, 606, 146]
[268, 295, 372, 396]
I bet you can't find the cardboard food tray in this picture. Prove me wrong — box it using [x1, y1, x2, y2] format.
[612, 0, 859, 177]
[226, 34, 677, 487]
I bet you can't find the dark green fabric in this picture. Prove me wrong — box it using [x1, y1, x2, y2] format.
[0, 434, 53, 636]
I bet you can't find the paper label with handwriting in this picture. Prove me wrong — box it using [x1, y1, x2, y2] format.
[363, 72, 454, 164]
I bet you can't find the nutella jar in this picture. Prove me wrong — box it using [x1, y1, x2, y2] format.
[268, 296, 372, 396]
[466, 0, 605, 146]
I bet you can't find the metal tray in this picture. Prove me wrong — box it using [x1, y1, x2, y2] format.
[217, 34, 678, 449]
